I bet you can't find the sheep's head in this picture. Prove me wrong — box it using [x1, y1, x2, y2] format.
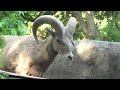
[32, 15, 76, 61]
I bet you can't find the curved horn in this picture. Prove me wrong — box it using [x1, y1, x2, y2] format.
[65, 17, 77, 39]
[32, 15, 65, 43]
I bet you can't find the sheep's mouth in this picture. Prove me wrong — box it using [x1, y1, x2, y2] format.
[63, 56, 73, 61]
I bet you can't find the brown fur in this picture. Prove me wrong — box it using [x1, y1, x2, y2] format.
[2, 35, 57, 77]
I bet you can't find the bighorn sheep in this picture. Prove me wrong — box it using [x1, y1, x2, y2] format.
[2, 15, 77, 77]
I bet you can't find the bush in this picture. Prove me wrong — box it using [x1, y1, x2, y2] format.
[97, 12, 120, 42]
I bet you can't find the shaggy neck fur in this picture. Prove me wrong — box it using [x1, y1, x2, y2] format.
[37, 36, 58, 73]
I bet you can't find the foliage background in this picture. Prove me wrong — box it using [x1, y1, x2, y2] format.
[0, 11, 120, 41]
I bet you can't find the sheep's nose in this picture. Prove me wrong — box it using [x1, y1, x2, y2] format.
[68, 56, 72, 60]
[67, 54, 74, 61]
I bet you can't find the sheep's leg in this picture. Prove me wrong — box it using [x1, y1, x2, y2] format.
[3, 57, 18, 73]
[15, 52, 32, 76]
[21, 60, 31, 76]
[15, 59, 31, 76]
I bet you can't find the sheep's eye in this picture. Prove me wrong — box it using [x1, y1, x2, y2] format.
[56, 39, 61, 43]
[56, 39, 66, 46]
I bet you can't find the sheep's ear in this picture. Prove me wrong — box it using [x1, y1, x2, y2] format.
[65, 17, 76, 40]
[47, 29, 55, 37]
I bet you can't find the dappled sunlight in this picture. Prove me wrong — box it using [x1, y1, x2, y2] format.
[28, 21, 51, 39]
[76, 39, 97, 62]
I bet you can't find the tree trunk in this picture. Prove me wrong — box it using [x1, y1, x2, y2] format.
[43, 40, 120, 79]
[71, 11, 100, 40]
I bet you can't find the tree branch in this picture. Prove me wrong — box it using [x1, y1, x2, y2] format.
[70, 11, 88, 37]
[71, 11, 100, 39]
[85, 11, 100, 39]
